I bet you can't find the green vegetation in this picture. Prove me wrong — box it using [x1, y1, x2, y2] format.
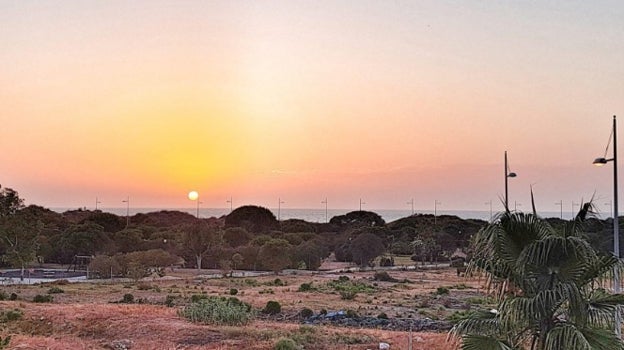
[47, 287, 64, 294]
[179, 296, 254, 326]
[451, 210, 624, 350]
[32, 294, 53, 303]
[273, 337, 300, 350]
[263, 300, 282, 315]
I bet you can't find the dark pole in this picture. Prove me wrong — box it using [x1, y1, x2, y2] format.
[505, 151, 509, 210]
[613, 115, 619, 289]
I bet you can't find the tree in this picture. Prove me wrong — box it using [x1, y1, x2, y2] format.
[0, 211, 42, 279]
[0, 186, 24, 217]
[350, 232, 384, 267]
[182, 222, 219, 270]
[294, 239, 329, 270]
[225, 205, 279, 233]
[259, 239, 292, 274]
[329, 210, 385, 231]
[450, 211, 624, 350]
[222, 227, 251, 247]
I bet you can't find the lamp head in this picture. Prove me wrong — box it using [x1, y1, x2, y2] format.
[593, 157, 608, 166]
[507, 172, 517, 178]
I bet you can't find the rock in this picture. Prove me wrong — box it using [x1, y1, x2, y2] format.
[379, 342, 390, 349]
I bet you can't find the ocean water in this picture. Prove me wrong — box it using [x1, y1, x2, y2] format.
[53, 207, 592, 223]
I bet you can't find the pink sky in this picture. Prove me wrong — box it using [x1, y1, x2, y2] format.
[1, 1, 623, 213]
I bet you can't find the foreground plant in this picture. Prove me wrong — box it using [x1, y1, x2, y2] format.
[450, 208, 624, 350]
[179, 296, 254, 326]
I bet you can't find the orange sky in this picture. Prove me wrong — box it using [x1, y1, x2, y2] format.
[1, 1, 623, 212]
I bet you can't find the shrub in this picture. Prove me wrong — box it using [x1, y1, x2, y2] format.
[33, 294, 53, 303]
[121, 293, 135, 303]
[191, 294, 209, 303]
[229, 288, 238, 296]
[0, 309, 22, 322]
[47, 287, 64, 294]
[338, 276, 350, 282]
[9, 293, 17, 301]
[377, 312, 388, 319]
[263, 300, 282, 315]
[273, 337, 300, 350]
[436, 287, 450, 295]
[0, 291, 7, 301]
[165, 295, 176, 307]
[299, 307, 314, 318]
[178, 296, 254, 326]
[373, 271, 398, 282]
[339, 290, 357, 300]
[345, 309, 358, 318]
[298, 283, 314, 292]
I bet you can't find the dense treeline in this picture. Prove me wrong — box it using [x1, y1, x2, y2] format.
[0, 185, 618, 279]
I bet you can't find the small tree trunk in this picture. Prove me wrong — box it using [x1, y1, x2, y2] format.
[196, 255, 202, 271]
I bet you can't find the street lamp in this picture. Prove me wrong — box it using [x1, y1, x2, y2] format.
[485, 200, 493, 221]
[321, 198, 328, 223]
[359, 198, 365, 211]
[278, 198, 285, 221]
[434, 200, 441, 225]
[188, 191, 200, 218]
[122, 197, 130, 228]
[593, 115, 620, 337]
[407, 198, 415, 215]
[504, 151, 517, 211]
[95, 197, 101, 211]
[227, 197, 233, 213]
[555, 200, 563, 219]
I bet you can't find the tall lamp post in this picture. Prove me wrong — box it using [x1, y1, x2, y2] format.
[434, 200, 441, 225]
[504, 151, 517, 210]
[407, 198, 415, 215]
[485, 200, 493, 221]
[555, 200, 563, 219]
[593, 115, 620, 337]
[278, 198, 284, 221]
[321, 198, 328, 223]
[122, 197, 130, 228]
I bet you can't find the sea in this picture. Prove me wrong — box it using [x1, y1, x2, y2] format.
[52, 207, 594, 223]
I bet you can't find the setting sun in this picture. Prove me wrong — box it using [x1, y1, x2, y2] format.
[188, 191, 199, 201]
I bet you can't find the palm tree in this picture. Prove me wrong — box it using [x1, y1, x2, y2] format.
[450, 206, 624, 350]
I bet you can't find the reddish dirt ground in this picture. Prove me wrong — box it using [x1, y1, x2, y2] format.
[1, 266, 479, 349]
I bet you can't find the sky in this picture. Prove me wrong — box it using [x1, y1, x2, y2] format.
[1, 1, 624, 213]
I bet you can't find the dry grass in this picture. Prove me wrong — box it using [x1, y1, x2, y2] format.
[0, 267, 482, 349]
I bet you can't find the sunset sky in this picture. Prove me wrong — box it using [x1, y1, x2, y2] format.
[1, 1, 623, 213]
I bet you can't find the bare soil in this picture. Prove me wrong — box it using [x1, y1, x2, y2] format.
[0, 265, 488, 349]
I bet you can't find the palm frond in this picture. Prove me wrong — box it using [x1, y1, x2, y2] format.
[459, 335, 516, 350]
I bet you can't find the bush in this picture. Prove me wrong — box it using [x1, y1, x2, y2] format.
[0, 291, 7, 301]
[121, 293, 135, 303]
[298, 283, 314, 292]
[165, 295, 176, 307]
[299, 307, 314, 318]
[47, 287, 64, 294]
[9, 293, 17, 301]
[178, 296, 254, 326]
[33, 294, 53, 303]
[191, 294, 209, 303]
[436, 287, 450, 295]
[338, 276, 350, 282]
[263, 300, 282, 315]
[274, 337, 300, 350]
[339, 290, 357, 300]
[377, 312, 388, 319]
[373, 271, 398, 282]
[345, 309, 358, 318]
[229, 288, 238, 296]
[0, 309, 22, 322]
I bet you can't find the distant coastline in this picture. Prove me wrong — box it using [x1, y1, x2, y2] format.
[50, 207, 596, 223]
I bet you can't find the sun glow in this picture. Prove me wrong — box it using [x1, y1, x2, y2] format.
[188, 191, 199, 201]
